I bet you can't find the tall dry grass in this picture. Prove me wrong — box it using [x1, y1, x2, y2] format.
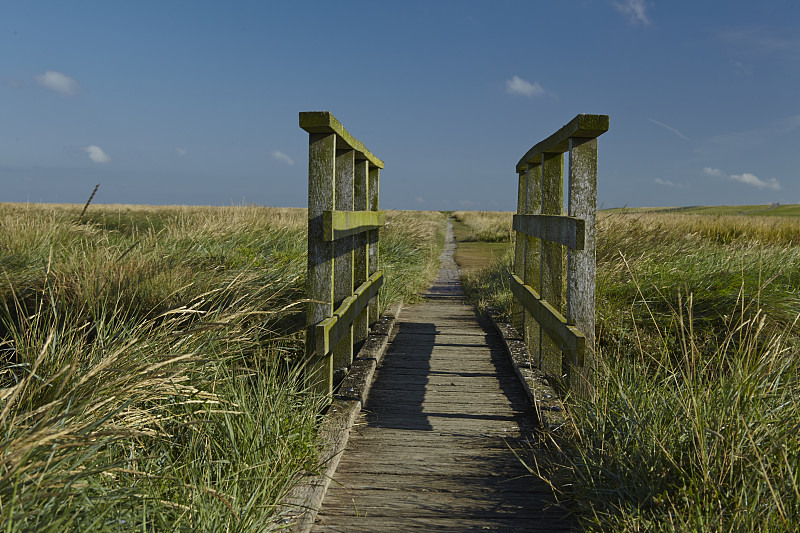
[0, 203, 446, 531]
[459, 208, 800, 530]
[451, 210, 514, 242]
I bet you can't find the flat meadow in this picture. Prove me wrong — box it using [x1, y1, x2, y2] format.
[459, 207, 800, 531]
[0, 202, 446, 531]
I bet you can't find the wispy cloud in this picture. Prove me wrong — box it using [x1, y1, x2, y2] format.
[703, 167, 780, 190]
[415, 197, 425, 204]
[35, 70, 79, 96]
[506, 76, 546, 98]
[272, 150, 294, 166]
[731, 60, 753, 76]
[175, 147, 188, 157]
[614, 0, 650, 26]
[649, 119, 691, 141]
[703, 115, 800, 152]
[84, 145, 111, 163]
[718, 27, 800, 56]
[654, 178, 686, 188]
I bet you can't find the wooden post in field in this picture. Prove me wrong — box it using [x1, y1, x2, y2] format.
[511, 114, 608, 398]
[301, 111, 385, 396]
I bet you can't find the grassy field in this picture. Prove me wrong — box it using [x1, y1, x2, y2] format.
[603, 203, 800, 217]
[459, 208, 800, 530]
[0, 203, 446, 531]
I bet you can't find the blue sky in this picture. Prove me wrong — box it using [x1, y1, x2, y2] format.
[2, 1, 799, 210]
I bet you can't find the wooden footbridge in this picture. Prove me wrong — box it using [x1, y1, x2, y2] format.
[284, 112, 608, 532]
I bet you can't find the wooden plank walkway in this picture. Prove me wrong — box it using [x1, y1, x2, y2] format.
[311, 221, 573, 532]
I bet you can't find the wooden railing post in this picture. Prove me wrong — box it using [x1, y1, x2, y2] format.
[567, 137, 598, 395]
[333, 149, 355, 381]
[306, 131, 336, 394]
[512, 169, 527, 333]
[523, 163, 541, 369]
[300, 111, 385, 396]
[511, 114, 608, 398]
[353, 159, 370, 350]
[368, 166, 380, 323]
[540, 152, 565, 382]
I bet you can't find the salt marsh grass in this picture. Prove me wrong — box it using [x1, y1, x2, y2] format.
[451, 210, 514, 242]
[0, 203, 445, 531]
[460, 209, 800, 530]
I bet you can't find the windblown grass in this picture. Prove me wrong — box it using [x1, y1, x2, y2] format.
[460, 209, 800, 530]
[0, 203, 446, 531]
[451, 210, 513, 242]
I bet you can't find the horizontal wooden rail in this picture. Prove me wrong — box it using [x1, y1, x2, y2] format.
[515, 114, 609, 172]
[316, 271, 384, 358]
[510, 274, 585, 365]
[300, 111, 385, 169]
[512, 214, 585, 250]
[323, 210, 386, 241]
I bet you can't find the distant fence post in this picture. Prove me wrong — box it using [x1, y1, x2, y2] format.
[511, 114, 608, 397]
[300, 111, 385, 396]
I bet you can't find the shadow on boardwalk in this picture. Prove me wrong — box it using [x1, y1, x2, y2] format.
[312, 221, 574, 532]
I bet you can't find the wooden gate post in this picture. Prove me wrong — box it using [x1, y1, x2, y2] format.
[511, 114, 608, 398]
[301, 112, 385, 396]
[306, 131, 336, 393]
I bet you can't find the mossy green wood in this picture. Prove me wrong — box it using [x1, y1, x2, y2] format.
[323, 210, 386, 241]
[368, 167, 380, 323]
[510, 275, 585, 365]
[539, 152, 565, 380]
[333, 149, 355, 377]
[353, 159, 370, 348]
[306, 132, 336, 395]
[567, 137, 598, 395]
[515, 114, 609, 172]
[523, 163, 542, 369]
[300, 111, 385, 170]
[513, 214, 585, 250]
[512, 169, 527, 333]
[316, 271, 384, 357]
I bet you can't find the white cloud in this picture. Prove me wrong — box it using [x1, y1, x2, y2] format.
[649, 119, 691, 141]
[35, 70, 79, 96]
[175, 147, 188, 157]
[506, 76, 545, 98]
[703, 167, 780, 190]
[84, 145, 111, 163]
[731, 60, 752, 76]
[415, 197, 425, 204]
[654, 178, 686, 188]
[730, 172, 781, 190]
[614, 0, 650, 26]
[272, 150, 294, 166]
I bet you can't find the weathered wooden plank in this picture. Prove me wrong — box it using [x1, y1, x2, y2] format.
[323, 210, 386, 241]
[314, 516, 570, 533]
[300, 111, 384, 169]
[353, 160, 369, 349]
[367, 166, 380, 324]
[539, 151, 564, 378]
[515, 113, 609, 171]
[332, 149, 355, 376]
[513, 213, 585, 249]
[567, 136, 598, 396]
[316, 272, 384, 356]
[523, 162, 542, 368]
[510, 274, 585, 365]
[512, 169, 527, 332]
[305, 132, 336, 395]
